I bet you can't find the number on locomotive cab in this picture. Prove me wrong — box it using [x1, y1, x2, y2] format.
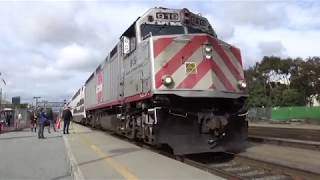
[156, 12, 179, 21]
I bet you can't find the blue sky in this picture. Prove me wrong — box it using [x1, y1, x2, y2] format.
[0, 0, 319, 103]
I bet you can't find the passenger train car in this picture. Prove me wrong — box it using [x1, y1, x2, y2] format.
[71, 7, 248, 155]
[68, 86, 86, 123]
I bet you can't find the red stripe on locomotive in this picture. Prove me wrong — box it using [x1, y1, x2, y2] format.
[177, 59, 236, 91]
[230, 46, 242, 66]
[153, 37, 174, 58]
[208, 37, 243, 81]
[155, 36, 207, 88]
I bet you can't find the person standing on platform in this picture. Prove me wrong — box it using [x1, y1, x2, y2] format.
[6, 112, 11, 126]
[17, 113, 22, 130]
[62, 107, 72, 134]
[38, 110, 48, 139]
[46, 108, 55, 133]
[30, 111, 37, 132]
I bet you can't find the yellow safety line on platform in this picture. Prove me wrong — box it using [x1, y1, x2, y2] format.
[73, 126, 139, 180]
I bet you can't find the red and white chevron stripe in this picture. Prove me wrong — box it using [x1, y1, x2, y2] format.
[153, 35, 244, 92]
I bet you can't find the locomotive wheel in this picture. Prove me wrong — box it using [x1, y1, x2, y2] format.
[126, 119, 136, 140]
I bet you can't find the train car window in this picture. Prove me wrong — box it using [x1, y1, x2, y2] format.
[140, 24, 184, 38]
[121, 22, 137, 56]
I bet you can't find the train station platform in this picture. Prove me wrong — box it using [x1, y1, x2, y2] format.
[0, 128, 71, 179]
[0, 123, 222, 180]
[65, 123, 221, 180]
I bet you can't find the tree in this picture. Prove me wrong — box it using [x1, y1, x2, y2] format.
[290, 57, 320, 105]
[244, 56, 318, 108]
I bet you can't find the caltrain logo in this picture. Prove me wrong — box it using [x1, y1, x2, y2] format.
[185, 62, 197, 74]
[96, 71, 103, 103]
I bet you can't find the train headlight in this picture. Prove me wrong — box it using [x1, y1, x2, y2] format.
[204, 46, 212, 53]
[203, 45, 213, 59]
[205, 54, 212, 59]
[238, 80, 247, 89]
[162, 75, 173, 86]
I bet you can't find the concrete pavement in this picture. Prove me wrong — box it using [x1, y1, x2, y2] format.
[0, 128, 71, 180]
[0, 123, 223, 180]
[65, 123, 223, 180]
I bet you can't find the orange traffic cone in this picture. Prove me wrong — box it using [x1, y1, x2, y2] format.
[55, 117, 61, 129]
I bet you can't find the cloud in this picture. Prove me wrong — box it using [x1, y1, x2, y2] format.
[0, 1, 319, 102]
[286, 2, 320, 30]
[55, 44, 100, 72]
[258, 41, 286, 57]
[205, 14, 235, 41]
[212, 2, 289, 29]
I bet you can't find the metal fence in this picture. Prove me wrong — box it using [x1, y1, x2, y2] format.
[247, 107, 272, 122]
[248, 106, 320, 123]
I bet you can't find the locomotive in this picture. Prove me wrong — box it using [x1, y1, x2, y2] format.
[69, 7, 248, 155]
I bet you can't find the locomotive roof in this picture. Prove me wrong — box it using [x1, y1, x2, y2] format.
[135, 7, 214, 36]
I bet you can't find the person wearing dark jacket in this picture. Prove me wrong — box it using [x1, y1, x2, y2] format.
[46, 108, 55, 133]
[30, 111, 37, 132]
[38, 111, 49, 139]
[62, 107, 72, 134]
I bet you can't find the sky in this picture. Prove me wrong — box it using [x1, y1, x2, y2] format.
[0, 0, 319, 103]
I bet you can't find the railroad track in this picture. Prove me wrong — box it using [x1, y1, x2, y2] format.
[183, 152, 320, 180]
[248, 124, 320, 151]
[249, 125, 320, 141]
[113, 133, 320, 180]
[248, 135, 320, 151]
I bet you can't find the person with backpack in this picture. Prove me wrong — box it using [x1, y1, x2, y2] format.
[38, 110, 49, 139]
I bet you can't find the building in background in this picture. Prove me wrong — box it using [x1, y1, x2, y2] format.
[12, 96, 20, 105]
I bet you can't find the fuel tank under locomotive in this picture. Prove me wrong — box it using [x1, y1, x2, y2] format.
[89, 95, 247, 155]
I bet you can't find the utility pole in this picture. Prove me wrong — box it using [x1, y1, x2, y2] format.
[0, 72, 6, 112]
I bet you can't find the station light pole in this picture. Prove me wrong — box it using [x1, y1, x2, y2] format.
[0, 72, 6, 112]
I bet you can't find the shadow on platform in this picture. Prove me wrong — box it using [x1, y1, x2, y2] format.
[78, 147, 141, 167]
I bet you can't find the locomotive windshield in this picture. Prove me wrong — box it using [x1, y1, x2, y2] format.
[186, 26, 217, 37]
[140, 24, 184, 38]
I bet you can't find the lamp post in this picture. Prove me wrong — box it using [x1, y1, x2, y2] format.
[0, 72, 6, 112]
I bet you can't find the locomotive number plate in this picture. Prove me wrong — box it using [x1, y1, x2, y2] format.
[156, 12, 180, 21]
[185, 62, 197, 74]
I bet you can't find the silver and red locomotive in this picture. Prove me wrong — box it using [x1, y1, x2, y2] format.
[70, 7, 248, 155]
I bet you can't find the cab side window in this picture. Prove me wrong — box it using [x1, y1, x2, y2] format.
[121, 23, 136, 57]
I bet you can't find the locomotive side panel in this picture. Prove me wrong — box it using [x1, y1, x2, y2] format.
[107, 46, 122, 101]
[84, 73, 97, 109]
[104, 59, 112, 101]
[123, 40, 152, 97]
[85, 44, 122, 111]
